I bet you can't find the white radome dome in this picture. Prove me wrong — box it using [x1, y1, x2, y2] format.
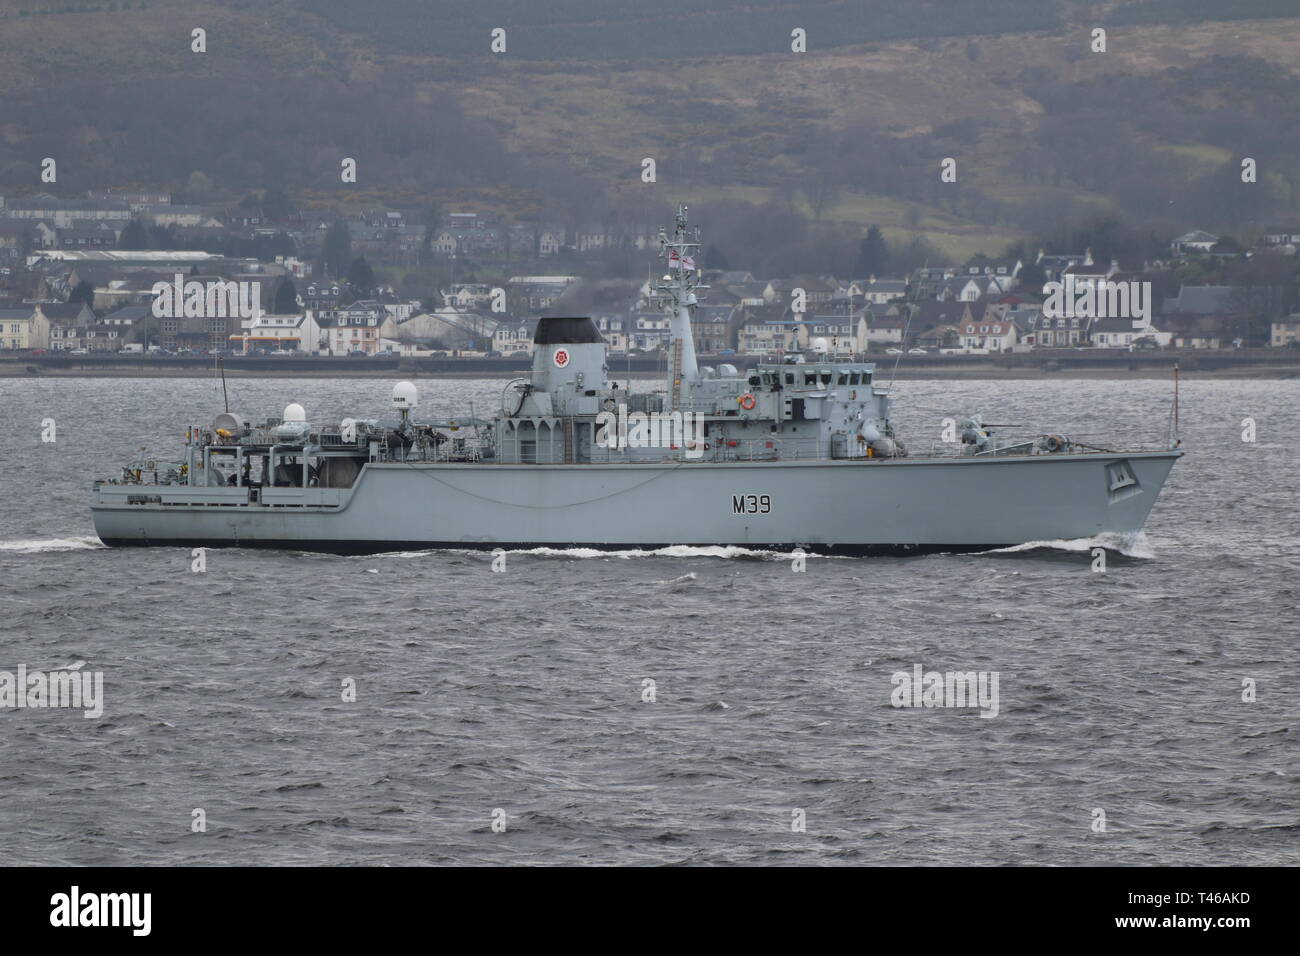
[283, 402, 306, 423]
[391, 380, 419, 410]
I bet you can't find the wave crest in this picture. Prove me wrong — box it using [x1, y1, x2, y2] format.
[984, 532, 1155, 559]
[0, 536, 106, 554]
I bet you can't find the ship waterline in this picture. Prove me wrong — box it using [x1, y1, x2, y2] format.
[91, 450, 1180, 555]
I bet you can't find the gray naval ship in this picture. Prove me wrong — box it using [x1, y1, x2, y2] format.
[91, 206, 1181, 555]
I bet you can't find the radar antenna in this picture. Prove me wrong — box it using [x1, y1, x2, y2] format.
[652, 203, 706, 408]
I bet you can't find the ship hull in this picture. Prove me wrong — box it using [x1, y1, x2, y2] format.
[90, 450, 1180, 555]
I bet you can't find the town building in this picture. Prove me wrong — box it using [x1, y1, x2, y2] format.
[1271, 314, 1300, 348]
[235, 312, 322, 353]
[957, 318, 1017, 353]
[1171, 230, 1219, 254]
[492, 318, 541, 355]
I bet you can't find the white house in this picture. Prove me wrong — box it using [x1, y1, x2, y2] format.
[1171, 230, 1219, 254]
[593, 314, 629, 352]
[1271, 315, 1300, 347]
[492, 318, 540, 355]
[959, 319, 1017, 353]
[1090, 317, 1170, 349]
[235, 312, 322, 353]
[854, 277, 908, 305]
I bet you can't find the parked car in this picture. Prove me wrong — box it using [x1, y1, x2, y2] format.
[885, 348, 903, 355]
[908, 347, 928, 354]
[69, 348, 89, 355]
[347, 350, 368, 357]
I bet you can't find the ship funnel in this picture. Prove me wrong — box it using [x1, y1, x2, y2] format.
[530, 316, 607, 416]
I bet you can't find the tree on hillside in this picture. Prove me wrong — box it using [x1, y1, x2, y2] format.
[148, 223, 175, 249]
[69, 279, 96, 310]
[237, 188, 294, 222]
[272, 277, 299, 314]
[183, 171, 214, 203]
[703, 244, 731, 271]
[346, 256, 376, 295]
[117, 219, 149, 251]
[890, 236, 948, 276]
[1000, 242, 1047, 289]
[801, 166, 840, 223]
[322, 221, 352, 279]
[853, 226, 890, 277]
[1018, 261, 1048, 290]
[421, 202, 443, 256]
[261, 188, 293, 221]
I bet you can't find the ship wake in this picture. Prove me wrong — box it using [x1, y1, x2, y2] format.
[0, 536, 107, 554]
[983, 532, 1155, 559]
[371, 545, 830, 561]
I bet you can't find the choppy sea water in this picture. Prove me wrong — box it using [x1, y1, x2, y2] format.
[0, 374, 1295, 866]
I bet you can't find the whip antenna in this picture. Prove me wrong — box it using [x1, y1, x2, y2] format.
[217, 355, 230, 414]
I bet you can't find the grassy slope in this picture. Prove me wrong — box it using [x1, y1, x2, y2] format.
[3, 2, 1299, 258]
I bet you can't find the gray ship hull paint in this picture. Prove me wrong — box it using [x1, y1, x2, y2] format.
[91, 450, 1180, 555]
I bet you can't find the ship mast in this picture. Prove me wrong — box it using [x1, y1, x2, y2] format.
[654, 204, 702, 408]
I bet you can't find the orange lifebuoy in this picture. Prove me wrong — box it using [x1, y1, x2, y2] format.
[739, 393, 756, 410]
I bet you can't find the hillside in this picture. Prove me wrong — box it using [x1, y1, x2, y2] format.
[2, 0, 1300, 264]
